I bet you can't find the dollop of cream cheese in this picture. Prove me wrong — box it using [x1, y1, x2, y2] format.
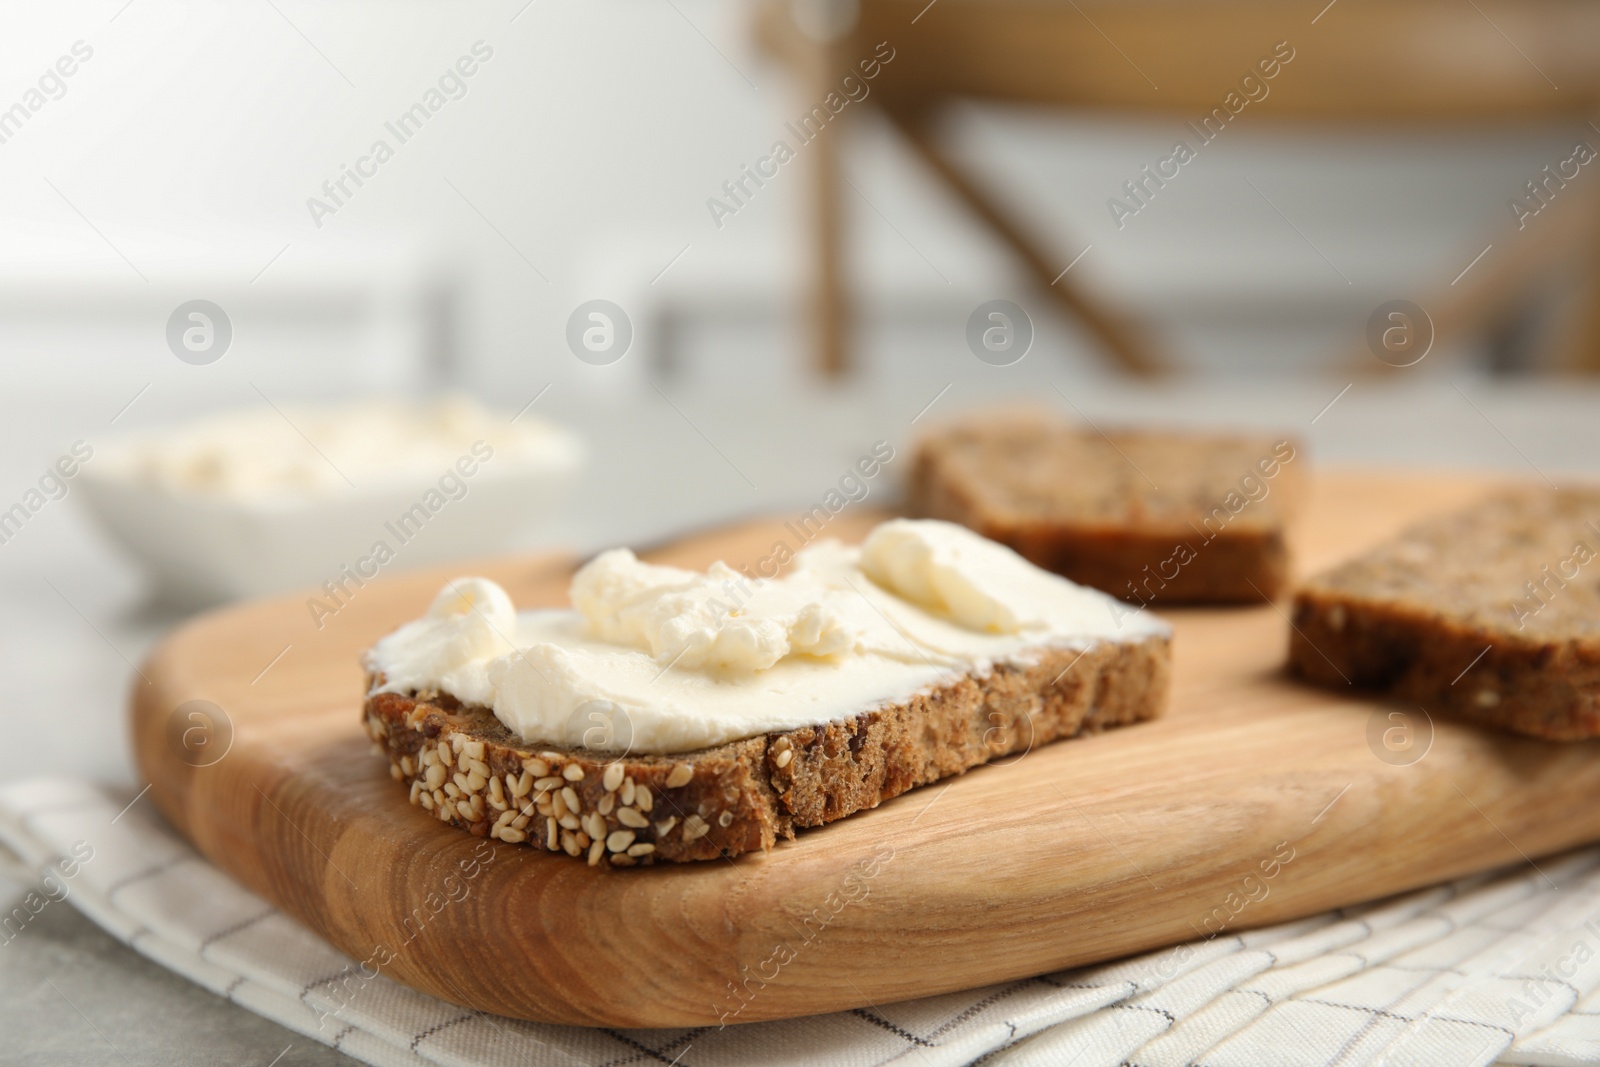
[365, 519, 1168, 753]
[365, 578, 517, 707]
[860, 518, 1053, 634]
[570, 550, 858, 672]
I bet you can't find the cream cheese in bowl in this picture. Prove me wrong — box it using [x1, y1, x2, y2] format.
[80, 395, 583, 605]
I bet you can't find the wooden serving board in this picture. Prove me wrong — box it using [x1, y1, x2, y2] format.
[132, 470, 1600, 1028]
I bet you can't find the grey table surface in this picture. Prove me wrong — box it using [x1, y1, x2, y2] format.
[1, 374, 1597, 1065]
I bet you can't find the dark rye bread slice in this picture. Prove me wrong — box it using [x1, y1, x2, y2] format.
[909, 412, 1303, 604]
[363, 632, 1170, 865]
[1289, 486, 1600, 740]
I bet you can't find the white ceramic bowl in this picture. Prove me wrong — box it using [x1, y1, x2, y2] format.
[78, 400, 583, 606]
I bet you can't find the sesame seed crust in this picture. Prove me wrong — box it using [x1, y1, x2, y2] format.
[363, 631, 1169, 866]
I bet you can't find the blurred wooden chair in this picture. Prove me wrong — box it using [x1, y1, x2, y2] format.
[754, 0, 1600, 377]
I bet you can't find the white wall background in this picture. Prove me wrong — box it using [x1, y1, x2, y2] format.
[1, 0, 1588, 408]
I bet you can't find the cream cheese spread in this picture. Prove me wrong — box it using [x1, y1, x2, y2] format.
[365, 519, 1168, 753]
[97, 394, 579, 501]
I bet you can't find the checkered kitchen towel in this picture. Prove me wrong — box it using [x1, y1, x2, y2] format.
[4, 777, 1600, 1067]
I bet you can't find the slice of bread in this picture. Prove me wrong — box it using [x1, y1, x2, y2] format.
[363, 631, 1169, 865]
[1289, 486, 1600, 740]
[909, 412, 1302, 604]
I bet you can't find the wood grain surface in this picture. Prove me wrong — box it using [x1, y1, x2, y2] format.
[131, 469, 1600, 1027]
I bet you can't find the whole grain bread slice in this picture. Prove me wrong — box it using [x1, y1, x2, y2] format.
[364, 632, 1170, 866]
[1289, 486, 1600, 740]
[909, 411, 1302, 603]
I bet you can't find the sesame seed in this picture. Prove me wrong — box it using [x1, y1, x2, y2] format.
[539, 750, 562, 762]
[561, 786, 581, 814]
[495, 810, 516, 830]
[444, 782, 461, 799]
[603, 763, 625, 792]
[597, 793, 616, 816]
[501, 827, 526, 844]
[513, 771, 533, 797]
[610, 853, 636, 867]
[511, 813, 530, 830]
[524, 758, 550, 777]
[450, 734, 466, 753]
[606, 829, 636, 852]
[419, 791, 435, 810]
[466, 758, 490, 779]
[588, 839, 605, 866]
[546, 817, 558, 850]
[466, 770, 488, 793]
[583, 812, 605, 840]
[464, 740, 485, 760]
[627, 842, 656, 857]
[665, 763, 694, 789]
[617, 807, 648, 829]
[389, 763, 404, 781]
[453, 772, 471, 793]
[551, 792, 568, 820]
[655, 816, 678, 836]
[563, 763, 585, 782]
[621, 779, 636, 806]
[558, 812, 581, 832]
[682, 815, 709, 841]
[534, 776, 564, 792]
[635, 786, 653, 813]
[775, 749, 793, 768]
[409, 781, 422, 804]
[718, 811, 734, 828]
[561, 830, 580, 856]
